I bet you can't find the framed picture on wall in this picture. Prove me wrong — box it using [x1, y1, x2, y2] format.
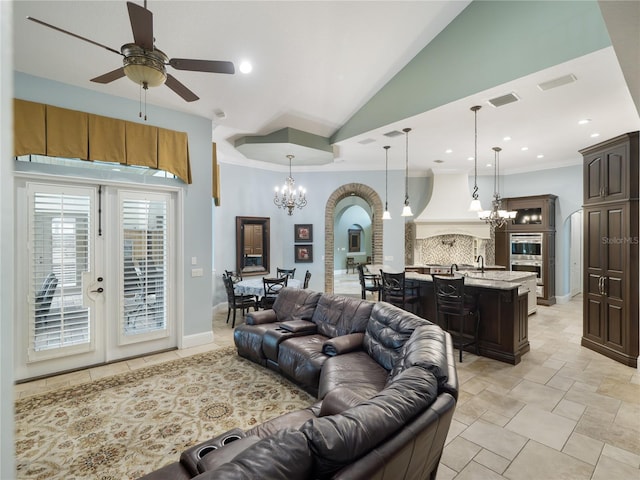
[294, 224, 313, 242]
[294, 244, 313, 263]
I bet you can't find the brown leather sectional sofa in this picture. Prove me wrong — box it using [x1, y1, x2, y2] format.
[139, 288, 458, 480]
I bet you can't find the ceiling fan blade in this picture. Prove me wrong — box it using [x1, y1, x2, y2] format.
[169, 58, 235, 75]
[27, 16, 122, 56]
[165, 74, 199, 102]
[91, 67, 126, 84]
[127, 1, 153, 50]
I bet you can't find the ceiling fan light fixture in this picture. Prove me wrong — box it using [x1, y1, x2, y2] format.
[122, 43, 167, 87]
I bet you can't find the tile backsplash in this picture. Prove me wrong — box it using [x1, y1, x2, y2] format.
[415, 233, 495, 266]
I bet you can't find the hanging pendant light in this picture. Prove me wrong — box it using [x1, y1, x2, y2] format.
[478, 147, 516, 228]
[382, 145, 392, 220]
[401, 127, 413, 217]
[273, 154, 307, 215]
[469, 105, 483, 212]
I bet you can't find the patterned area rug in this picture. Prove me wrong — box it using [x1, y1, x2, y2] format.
[15, 346, 314, 479]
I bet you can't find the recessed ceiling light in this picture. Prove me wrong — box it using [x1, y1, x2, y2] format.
[467, 156, 474, 161]
[521, 146, 529, 151]
[239, 61, 253, 74]
[503, 136, 511, 142]
[537, 154, 544, 159]
[445, 149, 453, 154]
[590, 133, 600, 138]
[486, 163, 492, 167]
[578, 119, 591, 125]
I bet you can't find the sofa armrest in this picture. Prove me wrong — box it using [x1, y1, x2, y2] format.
[196, 436, 261, 473]
[246, 309, 277, 325]
[322, 333, 365, 357]
[280, 320, 317, 334]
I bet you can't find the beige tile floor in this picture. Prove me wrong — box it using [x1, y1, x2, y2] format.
[15, 280, 640, 480]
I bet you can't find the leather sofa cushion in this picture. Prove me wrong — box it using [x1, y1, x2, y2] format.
[389, 324, 450, 389]
[301, 366, 439, 479]
[245, 308, 277, 326]
[322, 332, 364, 356]
[233, 323, 283, 365]
[319, 386, 368, 417]
[317, 351, 388, 400]
[272, 288, 322, 323]
[311, 293, 374, 338]
[277, 334, 330, 395]
[363, 302, 429, 371]
[196, 429, 313, 479]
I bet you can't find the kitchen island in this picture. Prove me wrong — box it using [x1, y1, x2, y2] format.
[406, 271, 536, 365]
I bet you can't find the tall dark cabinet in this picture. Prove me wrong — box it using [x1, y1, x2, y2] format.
[581, 132, 638, 368]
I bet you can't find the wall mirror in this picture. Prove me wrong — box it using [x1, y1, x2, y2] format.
[236, 216, 270, 276]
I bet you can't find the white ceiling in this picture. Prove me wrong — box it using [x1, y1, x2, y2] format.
[11, 0, 640, 175]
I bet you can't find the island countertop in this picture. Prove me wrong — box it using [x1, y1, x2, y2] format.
[405, 271, 534, 291]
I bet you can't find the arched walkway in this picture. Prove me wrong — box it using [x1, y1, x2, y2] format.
[324, 183, 383, 293]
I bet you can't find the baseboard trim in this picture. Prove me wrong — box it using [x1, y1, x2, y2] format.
[181, 330, 214, 349]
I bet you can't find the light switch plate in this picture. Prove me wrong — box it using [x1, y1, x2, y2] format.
[191, 268, 203, 277]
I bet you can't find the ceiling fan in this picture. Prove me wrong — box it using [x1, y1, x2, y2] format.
[27, 0, 235, 103]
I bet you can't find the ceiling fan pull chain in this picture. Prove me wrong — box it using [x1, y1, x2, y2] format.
[139, 82, 143, 119]
[144, 87, 148, 121]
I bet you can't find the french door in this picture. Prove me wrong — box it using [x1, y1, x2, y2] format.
[15, 180, 178, 381]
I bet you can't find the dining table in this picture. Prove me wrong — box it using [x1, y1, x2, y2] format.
[234, 277, 301, 297]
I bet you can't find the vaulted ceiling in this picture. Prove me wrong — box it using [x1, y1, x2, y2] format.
[12, 1, 640, 175]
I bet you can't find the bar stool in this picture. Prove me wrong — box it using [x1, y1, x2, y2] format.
[379, 270, 420, 314]
[432, 275, 480, 362]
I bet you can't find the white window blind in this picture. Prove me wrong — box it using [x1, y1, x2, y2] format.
[121, 197, 167, 336]
[31, 192, 91, 352]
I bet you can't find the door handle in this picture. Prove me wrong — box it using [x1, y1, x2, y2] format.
[91, 287, 104, 293]
[601, 277, 606, 296]
[598, 276, 603, 295]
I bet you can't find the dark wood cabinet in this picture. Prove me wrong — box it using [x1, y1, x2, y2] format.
[580, 132, 638, 368]
[495, 194, 557, 305]
[584, 135, 637, 205]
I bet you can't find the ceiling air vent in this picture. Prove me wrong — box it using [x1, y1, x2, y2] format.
[537, 74, 577, 91]
[383, 130, 404, 138]
[488, 92, 520, 108]
[358, 138, 376, 145]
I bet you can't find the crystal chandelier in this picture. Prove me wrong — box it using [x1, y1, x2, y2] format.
[274, 154, 307, 216]
[382, 145, 392, 220]
[401, 127, 413, 217]
[479, 147, 516, 228]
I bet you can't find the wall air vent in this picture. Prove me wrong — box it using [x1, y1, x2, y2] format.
[358, 138, 376, 145]
[537, 74, 577, 91]
[488, 92, 520, 108]
[383, 130, 404, 138]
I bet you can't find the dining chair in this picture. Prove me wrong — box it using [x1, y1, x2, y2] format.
[432, 275, 481, 362]
[276, 268, 296, 280]
[261, 276, 288, 309]
[224, 269, 243, 284]
[222, 274, 257, 328]
[357, 264, 381, 300]
[303, 270, 311, 289]
[379, 270, 420, 314]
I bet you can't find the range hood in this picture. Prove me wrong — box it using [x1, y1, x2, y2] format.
[414, 172, 490, 239]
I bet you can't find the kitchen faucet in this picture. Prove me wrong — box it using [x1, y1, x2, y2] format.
[476, 255, 485, 273]
[450, 263, 458, 275]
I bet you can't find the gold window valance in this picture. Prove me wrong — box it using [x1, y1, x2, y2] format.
[13, 99, 192, 184]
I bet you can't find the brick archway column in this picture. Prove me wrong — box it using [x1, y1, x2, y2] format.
[324, 183, 384, 293]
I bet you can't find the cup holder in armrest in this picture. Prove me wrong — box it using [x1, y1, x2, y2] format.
[179, 428, 247, 476]
[196, 445, 218, 459]
[222, 434, 242, 445]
